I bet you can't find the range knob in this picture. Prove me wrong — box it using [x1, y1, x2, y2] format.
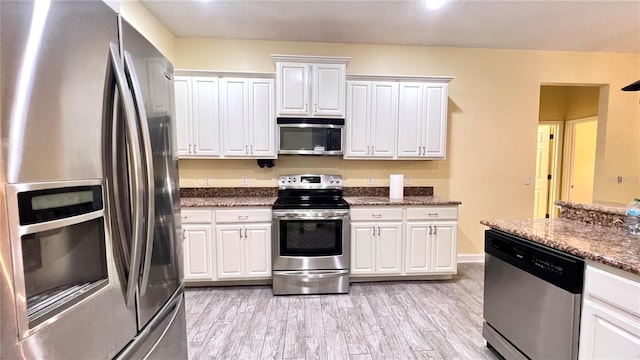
[329, 176, 335, 183]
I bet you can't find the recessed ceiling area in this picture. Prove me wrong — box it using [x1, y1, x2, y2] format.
[141, 0, 640, 53]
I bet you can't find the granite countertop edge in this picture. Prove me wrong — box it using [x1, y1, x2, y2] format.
[180, 195, 461, 207]
[345, 196, 462, 206]
[480, 218, 640, 276]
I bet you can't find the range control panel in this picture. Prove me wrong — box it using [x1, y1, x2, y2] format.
[278, 174, 342, 189]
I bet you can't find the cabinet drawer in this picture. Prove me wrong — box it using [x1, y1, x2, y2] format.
[215, 208, 272, 223]
[181, 209, 213, 223]
[584, 265, 640, 317]
[406, 206, 457, 221]
[350, 207, 403, 221]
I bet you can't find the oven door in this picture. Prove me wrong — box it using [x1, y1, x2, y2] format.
[272, 209, 350, 271]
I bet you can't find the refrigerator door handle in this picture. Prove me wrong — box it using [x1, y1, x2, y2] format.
[124, 50, 156, 295]
[108, 42, 146, 308]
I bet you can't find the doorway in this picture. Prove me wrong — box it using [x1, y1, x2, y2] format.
[535, 85, 600, 218]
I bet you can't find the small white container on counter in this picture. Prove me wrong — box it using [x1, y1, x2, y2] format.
[389, 174, 404, 201]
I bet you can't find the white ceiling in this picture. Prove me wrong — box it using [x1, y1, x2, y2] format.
[141, 0, 640, 53]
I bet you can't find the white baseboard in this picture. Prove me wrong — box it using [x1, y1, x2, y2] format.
[457, 253, 484, 263]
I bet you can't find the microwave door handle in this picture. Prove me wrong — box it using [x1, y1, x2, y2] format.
[108, 43, 146, 308]
[124, 51, 156, 295]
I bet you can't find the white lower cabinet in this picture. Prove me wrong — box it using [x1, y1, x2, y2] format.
[351, 205, 458, 278]
[181, 209, 215, 282]
[579, 263, 640, 359]
[351, 221, 402, 275]
[215, 208, 272, 280]
[181, 207, 271, 283]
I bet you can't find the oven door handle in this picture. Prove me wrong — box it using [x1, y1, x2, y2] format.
[272, 215, 348, 220]
[272, 211, 349, 219]
[276, 270, 349, 279]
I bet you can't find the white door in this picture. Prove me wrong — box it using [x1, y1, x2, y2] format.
[579, 302, 640, 359]
[431, 222, 457, 273]
[174, 76, 192, 156]
[313, 64, 345, 117]
[215, 224, 244, 278]
[370, 82, 398, 158]
[244, 224, 271, 278]
[192, 77, 219, 156]
[376, 222, 403, 274]
[248, 78, 276, 158]
[423, 83, 447, 158]
[565, 118, 597, 203]
[276, 62, 309, 116]
[182, 224, 214, 281]
[405, 223, 431, 274]
[220, 78, 250, 157]
[350, 223, 376, 275]
[345, 81, 371, 158]
[397, 82, 424, 158]
[534, 125, 551, 218]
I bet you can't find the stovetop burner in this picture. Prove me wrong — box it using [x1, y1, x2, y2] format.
[272, 174, 349, 210]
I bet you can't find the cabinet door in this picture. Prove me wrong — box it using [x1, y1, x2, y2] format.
[220, 78, 250, 157]
[370, 82, 398, 158]
[351, 223, 376, 275]
[431, 221, 457, 273]
[276, 62, 309, 116]
[405, 223, 431, 274]
[397, 82, 424, 158]
[579, 301, 640, 359]
[376, 222, 403, 274]
[345, 81, 371, 158]
[174, 76, 192, 156]
[244, 224, 271, 278]
[312, 64, 345, 117]
[192, 77, 219, 156]
[215, 224, 244, 278]
[423, 83, 447, 159]
[248, 79, 276, 158]
[182, 224, 214, 281]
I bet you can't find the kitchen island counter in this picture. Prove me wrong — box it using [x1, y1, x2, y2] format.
[480, 218, 640, 275]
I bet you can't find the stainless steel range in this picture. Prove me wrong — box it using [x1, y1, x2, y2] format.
[272, 174, 350, 295]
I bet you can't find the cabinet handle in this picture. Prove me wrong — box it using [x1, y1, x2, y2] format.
[182, 229, 186, 239]
[181, 216, 188, 220]
[371, 146, 374, 154]
[422, 146, 426, 156]
[377, 226, 381, 236]
[188, 144, 192, 154]
[244, 228, 248, 238]
[428, 213, 439, 217]
[315, 103, 318, 112]
[372, 214, 382, 218]
[372, 225, 376, 236]
[367, 146, 370, 155]
[250, 145, 253, 154]
[193, 144, 197, 154]
[245, 145, 248, 154]
[239, 229, 242, 238]
[238, 215, 248, 220]
[434, 226, 437, 236]
[305, 103, 308, 112]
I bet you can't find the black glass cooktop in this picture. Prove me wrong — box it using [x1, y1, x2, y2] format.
[272, 189, 349, 210]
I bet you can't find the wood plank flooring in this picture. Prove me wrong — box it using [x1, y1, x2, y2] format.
[185, 263, 500, 360]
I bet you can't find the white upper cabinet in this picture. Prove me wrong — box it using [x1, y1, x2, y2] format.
[174, 76, 220, 158]
[345, 81, 398, 159]
[397, 82, 448, 159]
[219, 77, 276, 158]
[273, 55, 350, 118]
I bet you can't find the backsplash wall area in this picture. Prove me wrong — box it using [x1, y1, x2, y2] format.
[178, 157, 450, 193]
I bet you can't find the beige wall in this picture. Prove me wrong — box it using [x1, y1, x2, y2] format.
[539, 86, 600, 121]
[173, 38, 639, 255]
[120, 1, 176, 62]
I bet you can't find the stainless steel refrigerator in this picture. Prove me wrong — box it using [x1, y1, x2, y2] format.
[0, 1, 188, 359]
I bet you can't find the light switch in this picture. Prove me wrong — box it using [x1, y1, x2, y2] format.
[524, 176, 531, 185]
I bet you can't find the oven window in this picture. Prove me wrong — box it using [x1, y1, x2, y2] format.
[280, 219, 342, 256]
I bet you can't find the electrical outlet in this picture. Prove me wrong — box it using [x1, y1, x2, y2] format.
[204, 177, 210, 186]
[367, 176, 374, 185]
[405, 176, 411, 185]
[241, 176, 248, 185]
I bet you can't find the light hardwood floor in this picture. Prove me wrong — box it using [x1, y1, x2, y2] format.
[185, 263, 500, 360]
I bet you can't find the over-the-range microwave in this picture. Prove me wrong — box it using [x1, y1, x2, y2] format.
[277, 118, 344, 156]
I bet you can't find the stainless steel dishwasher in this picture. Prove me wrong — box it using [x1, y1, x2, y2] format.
[483, 229, 584, 360]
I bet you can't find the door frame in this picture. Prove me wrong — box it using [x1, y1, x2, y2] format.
[562, 116, 597, 203]
[545, 121, 564, 218]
